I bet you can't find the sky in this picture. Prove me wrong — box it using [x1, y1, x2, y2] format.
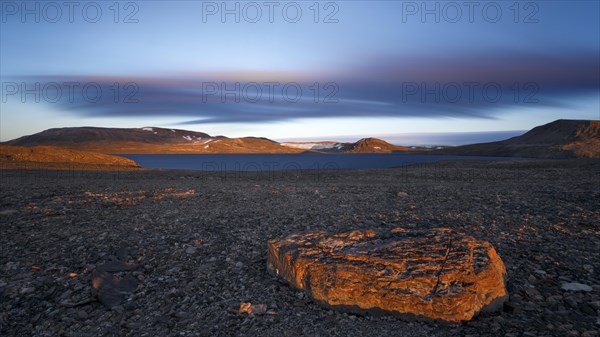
[1, 0, 599, 145]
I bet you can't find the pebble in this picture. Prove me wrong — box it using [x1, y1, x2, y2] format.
[579, 303, 597, 316]
[503, 301, 521, 314]
[77, 310, 88, 320]
[0, 209, 18, 216]
[561, 283, 593, 292]
[185, 246, 197, 254]
[564, 296, 579, 309]
[20, 287, 35, 295]
[525, 287, 543, 301]
[582, 331, 599, 337]
[528, 275, 538, 285]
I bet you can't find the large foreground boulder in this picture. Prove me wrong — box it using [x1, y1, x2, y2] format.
[267, 228, 508, 322]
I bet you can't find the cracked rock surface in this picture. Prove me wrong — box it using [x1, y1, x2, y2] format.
[268, 228, 508, 322]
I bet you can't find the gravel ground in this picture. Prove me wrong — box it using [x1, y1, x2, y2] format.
[1, 159, 599, 337]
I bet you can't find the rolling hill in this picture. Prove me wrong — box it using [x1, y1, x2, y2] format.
[4, 127, 305, 154]
[346, 138, 418, 153]
[0, 145, 140, 169]
[434, 120, 600, 158]
[4, 127, 423, 154]
[4, 120, 597, 158]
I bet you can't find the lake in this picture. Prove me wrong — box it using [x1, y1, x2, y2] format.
[121, 153, 516, 171]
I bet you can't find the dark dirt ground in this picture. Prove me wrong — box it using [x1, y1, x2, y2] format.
[1, 159, 599, 337]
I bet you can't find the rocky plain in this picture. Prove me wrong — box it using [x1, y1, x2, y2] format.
[0, 159, 599, 336]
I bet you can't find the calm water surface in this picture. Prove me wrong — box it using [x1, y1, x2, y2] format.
[121, 153, 517, 171]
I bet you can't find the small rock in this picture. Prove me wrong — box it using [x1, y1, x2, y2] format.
[528, 275, 538, 285]
[173, 312, 188, 319]
[546, 295, 563, 305]
[564, 296, 580, 309]
[77, 310, 88, 320]
[185, 246, 197, 254]
[558, 324, 575, 331]
[20, 287, 35, 295]
[0, 209, 18, 216]
[96, 261, 138, 272]
[579, 303, 597, 316]
[503, 301, 521, 314]
[238, 302, 267, 315]
[235, 262, 243, 268]
[525, 287, 543, 301]
[91, 271, 138, 308]
[561, 282, 593, 292]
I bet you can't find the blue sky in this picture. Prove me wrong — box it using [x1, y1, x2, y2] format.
[1, 0, 599, 144]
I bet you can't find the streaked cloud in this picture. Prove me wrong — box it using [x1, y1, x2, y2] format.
[7, 52, 597, 125]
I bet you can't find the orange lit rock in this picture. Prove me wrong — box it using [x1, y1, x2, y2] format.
[238, 302, 267, 315]
[267, 228, 508, 322]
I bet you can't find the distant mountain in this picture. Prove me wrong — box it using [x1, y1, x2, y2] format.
[5, 127, 424, 154]
[5, 120, 597, 157]
[281, 138, 426, 153]
[6, 126, 211, 146]
[346, 137, 418, 153]
[4, 127, 305, 154]
[280, 141, 347, 152]
[0, 144, 139, 168]
[434, 120, 600, 158]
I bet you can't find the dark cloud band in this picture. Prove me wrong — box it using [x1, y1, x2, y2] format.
[4, 53, 597, 124]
